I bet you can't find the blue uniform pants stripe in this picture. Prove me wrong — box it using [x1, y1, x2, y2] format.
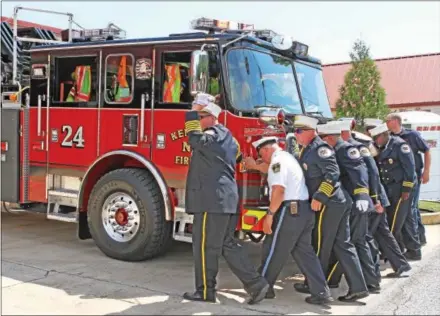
[262, 206, 287, 277]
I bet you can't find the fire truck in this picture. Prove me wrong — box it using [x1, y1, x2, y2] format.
[1, 6, 333, 261]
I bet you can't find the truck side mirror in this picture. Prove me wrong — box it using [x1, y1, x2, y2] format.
[190, 50, 209, 96]
[257, 107, 285, 126]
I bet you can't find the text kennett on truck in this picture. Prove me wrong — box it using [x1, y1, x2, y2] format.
[1, 7, 333, 262]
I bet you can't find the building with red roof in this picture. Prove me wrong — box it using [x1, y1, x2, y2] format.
[323, 53, 440, 115]
[1, 16, 62, 38]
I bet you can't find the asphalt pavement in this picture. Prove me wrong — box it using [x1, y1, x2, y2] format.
[1, 209, 440, 315]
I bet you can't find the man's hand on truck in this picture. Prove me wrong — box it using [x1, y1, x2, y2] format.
[244, 156, 269, 174]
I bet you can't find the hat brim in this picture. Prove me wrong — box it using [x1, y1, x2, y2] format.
[255, 139, 277, 152]
[294, 124, 315, 130]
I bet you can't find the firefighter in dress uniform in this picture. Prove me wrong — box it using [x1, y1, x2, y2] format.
[317, 121, 380, 294]
[291, 115, 369, 302]
[352, 119, 412, 278]
[183, 94, 269, 304]
[369, 123, 422, 261]
[386, 113, 431, 249]
[245, 137, 332, 305]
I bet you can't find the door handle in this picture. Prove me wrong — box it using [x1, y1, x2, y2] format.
[32, 141, 44, 151]
[37, 95, 42, 136]
[140, 93, 145, 142]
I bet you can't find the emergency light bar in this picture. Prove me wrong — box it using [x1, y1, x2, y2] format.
[191, 17, 254, 32]
[292, 41, 309, 56]
[62, 23, 126, 42]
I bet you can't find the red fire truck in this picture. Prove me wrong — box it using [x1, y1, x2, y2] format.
[1, 7, 333, 261]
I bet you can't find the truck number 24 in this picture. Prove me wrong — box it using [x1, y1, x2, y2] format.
[61, 125, 85, 148]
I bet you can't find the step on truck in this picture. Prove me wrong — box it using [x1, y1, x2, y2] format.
[1, 6, 333, 261]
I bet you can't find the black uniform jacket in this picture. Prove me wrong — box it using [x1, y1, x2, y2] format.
[377, 136, 416, 194]
[298, 136, 346, 205]
[184, 111, 240, 214]
[391, 128, 429, 178]
[347, 137, 380, 205]
[334, 139, 373, 211]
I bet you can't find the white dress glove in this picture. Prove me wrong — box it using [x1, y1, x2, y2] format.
[356, 200, 369, 213]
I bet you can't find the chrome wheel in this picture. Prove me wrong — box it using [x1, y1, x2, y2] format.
[101, 192, 140, 242]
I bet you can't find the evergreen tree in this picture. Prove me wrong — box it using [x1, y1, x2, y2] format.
[335, 39, 389, 129]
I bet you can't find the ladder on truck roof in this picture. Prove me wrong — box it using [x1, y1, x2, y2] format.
[11, 6, 74, 86]
[0, 6, 74, 109]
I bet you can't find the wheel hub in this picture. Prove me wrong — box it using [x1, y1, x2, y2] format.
[115, 208, 129, 226]
[101, 192, 140, 242]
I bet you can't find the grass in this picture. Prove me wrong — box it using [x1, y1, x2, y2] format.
[419, 200, 440, 212]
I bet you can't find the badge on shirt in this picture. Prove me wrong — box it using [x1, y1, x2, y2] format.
[303, 163, 308, 171]
[272, 162, 281, 173]
[348, 147, 361, 159]
[318, 147, 332, 158]
[359, 146, 371, 157]
[388, 158, 393, 164]
[401, 144, 411, 154]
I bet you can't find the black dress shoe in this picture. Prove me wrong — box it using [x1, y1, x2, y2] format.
[248, 283, 269, 305]
[183, 291, 216, 303]
[294, 283, 310, 294]
[386, 264, 412, 278]
[265, 287, 275, 299]
[305, 295, 334, 305]
[328, 284, 339, 289]
[404, 251, 422, 261]
[338, 291, 369, 302]
[367, 284, 381, 294]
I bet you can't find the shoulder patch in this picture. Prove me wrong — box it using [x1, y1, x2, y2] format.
[318, 146, 333, 158]
[272, 162, 281, 173]
[401, 144, 411, 154]
[204, 129, 216, 136]
[347, 147, 361, 159]
[359, 146, 371, 157]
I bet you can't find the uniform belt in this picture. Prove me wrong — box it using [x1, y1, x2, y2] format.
[282, 199, 309, 206]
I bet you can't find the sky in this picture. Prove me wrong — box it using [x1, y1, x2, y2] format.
[2, 1, 439, 64]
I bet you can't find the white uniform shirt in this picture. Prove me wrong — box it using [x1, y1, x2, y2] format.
[267, 150, 309, 201]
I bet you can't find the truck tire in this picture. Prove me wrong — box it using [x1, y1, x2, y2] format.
[87, 168, 172, 261]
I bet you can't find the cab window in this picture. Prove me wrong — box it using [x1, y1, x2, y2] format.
[104, 54, 134, 106]
[158, 51, 222, 109]
[52, 55, 98, 107]
[160, 52, 191, 107]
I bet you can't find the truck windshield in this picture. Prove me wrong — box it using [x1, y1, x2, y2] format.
[294, 61, 333, 118]
[226, 48, 302, 114]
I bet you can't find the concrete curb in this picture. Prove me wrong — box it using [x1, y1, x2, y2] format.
[421, 212, 440, 225]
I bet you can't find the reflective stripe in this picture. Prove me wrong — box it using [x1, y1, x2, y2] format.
[318, 182, 333, 197]
[201, 212, 208, 300]
[163, 64, 181, 102]
[262, 206, 287, 276]
[241, 209, 266, 231]
[185, 120, 202, 133]
[316, 206, 326, 256]
[391, 198, 402, 233]
[402, 181, 414, 188]
[354, 187, 369, 195]
[327, 261, 339, 282]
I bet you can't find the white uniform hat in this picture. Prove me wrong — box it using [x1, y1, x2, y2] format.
[200, 102, 222, 119]
[327, 120, 352, 131]
[252, 136, 278, 151]
[369, 123, 389, 137]
[192, 93, 215, 107]
[364, 118, 383, 127]
[294, 115, 319, 129]
[316, 122, 343, 135]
